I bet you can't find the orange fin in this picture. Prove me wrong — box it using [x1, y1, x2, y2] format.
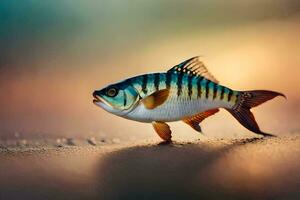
[182, 109, 219, 132]
[141, 89, 169, 109]
[152, 121, 172, 141]
[226, 90, 285, 137]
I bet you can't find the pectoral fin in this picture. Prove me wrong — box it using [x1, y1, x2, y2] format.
[182, 109, 219, 132]
[141, 89, 170, 109]
[152, 121, 172, 141]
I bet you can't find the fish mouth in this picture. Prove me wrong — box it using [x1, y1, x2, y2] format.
[93, 92, 102, 104]
[93, 92, 112, 108]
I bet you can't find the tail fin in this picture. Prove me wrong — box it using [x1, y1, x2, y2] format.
[226, 90, 286, 137]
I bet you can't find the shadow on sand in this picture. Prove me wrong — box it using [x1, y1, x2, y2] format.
[1, 137, 299, 200]
[95, 138, 278, 200]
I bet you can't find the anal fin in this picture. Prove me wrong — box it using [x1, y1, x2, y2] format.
[182, 109, 219, 133]
[152, 121, 172, 141]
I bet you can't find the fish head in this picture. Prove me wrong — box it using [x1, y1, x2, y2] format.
[93, 80, 140, 116]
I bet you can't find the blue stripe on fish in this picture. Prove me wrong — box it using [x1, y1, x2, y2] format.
[220, 86, 225, 100]
[123, 91, 127, 106]
[177, 72, 183, 97]
[147, 74, 155, 93]
[154, 73, 160, 91]
[223, 87, 230, 102]
[159, 73, 166, 90]
[166, 72, 172, 89]
[228, 89, 233, 102]
[197, 76, 203, 99]
[213, 82, 218, 100]
[188, 75, 193, 99]
[205, 79, 211, 99]
[142, 74, 148, 94]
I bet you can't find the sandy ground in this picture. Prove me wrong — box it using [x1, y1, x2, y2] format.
[0, 136, 299, 200]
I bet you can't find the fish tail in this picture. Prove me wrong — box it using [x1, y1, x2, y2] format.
[226, 90, 286, 137]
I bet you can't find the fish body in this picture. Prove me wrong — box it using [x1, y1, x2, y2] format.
[122, 72, 236, 122]
[93, 57, 285, 142]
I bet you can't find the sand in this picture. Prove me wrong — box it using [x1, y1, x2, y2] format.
[0, 136, 299, 200]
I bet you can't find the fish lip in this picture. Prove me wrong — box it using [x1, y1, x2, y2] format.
[93, 93, 102, 103]
[93, 99, 101, 104]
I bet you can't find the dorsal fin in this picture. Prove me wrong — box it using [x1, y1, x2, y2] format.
[167, 56, 219, 84]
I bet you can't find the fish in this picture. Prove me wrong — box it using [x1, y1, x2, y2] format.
[93, 56, 285, 142]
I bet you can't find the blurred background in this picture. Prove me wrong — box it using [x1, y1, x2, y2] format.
[0, 0, 299, 141]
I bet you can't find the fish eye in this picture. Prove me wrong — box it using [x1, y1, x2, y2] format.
[106, 87, 118, 97]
